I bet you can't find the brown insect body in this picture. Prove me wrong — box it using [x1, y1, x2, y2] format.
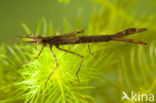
[51, 35, 112, 45]
[14, 28, 147, 88]
[38, 28, 147, 46]
[41, 35, 79, 45]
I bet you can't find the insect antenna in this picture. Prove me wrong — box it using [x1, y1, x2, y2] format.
[8, 34, 34, 43]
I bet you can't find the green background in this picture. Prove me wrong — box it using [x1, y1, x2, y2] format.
[0, 0, 93, 43]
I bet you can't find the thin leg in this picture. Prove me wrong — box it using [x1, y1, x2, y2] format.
[87, 44, 94, 55]
[78, 30, 93, 55]
[81, 30, 93, 55]
[63, 30, 85, 35]
[72, 30, 85, 35]
[17, 44, 45, 69]
[55, 45, 84, 81]
[45, 45, 59, 88]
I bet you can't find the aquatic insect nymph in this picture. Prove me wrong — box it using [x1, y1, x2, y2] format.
[13, 28, 147, 88]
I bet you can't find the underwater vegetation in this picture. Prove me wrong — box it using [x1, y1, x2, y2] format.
[0, 0, 156, 103]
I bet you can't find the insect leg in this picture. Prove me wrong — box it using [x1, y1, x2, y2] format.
[87, 44, 94, 55]
[80, 30, 94, 55]
[17, 44, 45, 69]
[45, 45, 59, 88]
[55, 45, 84, 81]
[63, 30, 85, 35]
[73, 30, 85, 35]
